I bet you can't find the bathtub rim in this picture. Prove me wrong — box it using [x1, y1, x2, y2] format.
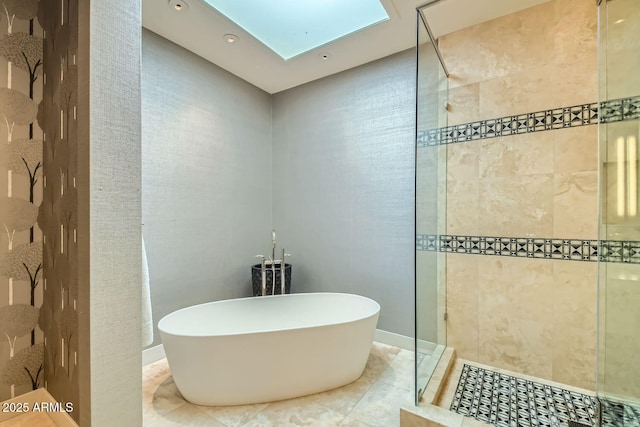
[157, 291, 380, 338]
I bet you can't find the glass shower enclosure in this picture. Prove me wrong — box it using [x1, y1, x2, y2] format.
[414, 2, 449, 405]
[597, 0, 640, 425]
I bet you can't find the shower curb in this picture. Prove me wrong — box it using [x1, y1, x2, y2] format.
[400, 347, 490, 426]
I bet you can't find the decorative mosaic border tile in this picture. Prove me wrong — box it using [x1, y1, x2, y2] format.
[599, 96, 640, 124]
[416, 234, 640, 264]
[417, 95, 640, 147]
[450, 364, 599, 427]
[599, 240, 640, 264]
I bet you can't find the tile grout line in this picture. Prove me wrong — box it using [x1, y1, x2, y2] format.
[344, 351, 398, 417]
[340, 347, 406, 427]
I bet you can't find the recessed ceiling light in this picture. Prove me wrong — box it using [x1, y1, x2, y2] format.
[614, 18, 625, 24]
[169, 0, 189, 11]
[224, 34, 239, 43]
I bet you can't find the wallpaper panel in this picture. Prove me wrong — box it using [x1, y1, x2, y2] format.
[39, 0, 79, 421]
[0, 0, 44, 402]
[142, 30, 273, 348]
[272, 50, 415, 336]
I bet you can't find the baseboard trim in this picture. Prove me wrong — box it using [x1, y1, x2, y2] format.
[374, 329, 437, 354]
[143, 344, 166, 366]
[375, 329, 413, 350]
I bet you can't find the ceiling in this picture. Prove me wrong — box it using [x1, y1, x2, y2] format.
[142, 0, 550, 94]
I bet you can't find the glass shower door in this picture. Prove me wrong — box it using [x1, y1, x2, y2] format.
[597, 0, 640, 425]
[415, 5, 449, 405]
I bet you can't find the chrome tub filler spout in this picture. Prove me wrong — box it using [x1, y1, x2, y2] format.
[254, 230, 291, 296]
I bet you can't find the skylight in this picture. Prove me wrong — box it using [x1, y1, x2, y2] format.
[203, 0, 390, 60]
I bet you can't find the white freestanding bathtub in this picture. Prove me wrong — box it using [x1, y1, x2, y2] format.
[158, 292, 380, 406]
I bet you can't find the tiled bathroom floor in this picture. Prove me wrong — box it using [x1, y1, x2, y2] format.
[142, 342, 416, 427]
[0, 412, 57, 427]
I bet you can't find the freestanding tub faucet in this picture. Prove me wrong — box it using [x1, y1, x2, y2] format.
[270, 255, 276, 296]
[255, 231, 290, 296]
[281, 248, 291, 295]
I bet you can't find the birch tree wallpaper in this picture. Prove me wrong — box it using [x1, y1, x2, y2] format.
[38, 0, 80, 418]
[0, 0, 45, 402]
[0, 0, 78, 417]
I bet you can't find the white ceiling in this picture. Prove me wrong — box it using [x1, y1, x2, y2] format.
[142, 0, 550, 94]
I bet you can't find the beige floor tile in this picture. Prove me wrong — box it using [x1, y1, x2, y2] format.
[143, 382, 188, 424]
[340, 416, 374, 427]
[378, 349, 415, 392]
[301, 373, 378, 415]
[0, 412, 57, 427]
[201, 403, 269, 427]
[146, 403, 226, 427]
[361, 342, 401, 380]
[348, 381, 412, 427]
[143, 359, 172, 387]
[242, 398, 346, 427]
[142, 342, 412, 426]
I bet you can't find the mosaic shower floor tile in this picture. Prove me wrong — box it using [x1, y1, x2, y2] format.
[600, 398, 640, 427]
[450, 364, 599, 427]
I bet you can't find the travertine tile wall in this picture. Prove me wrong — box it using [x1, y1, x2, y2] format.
[439, 0, 598, 390]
